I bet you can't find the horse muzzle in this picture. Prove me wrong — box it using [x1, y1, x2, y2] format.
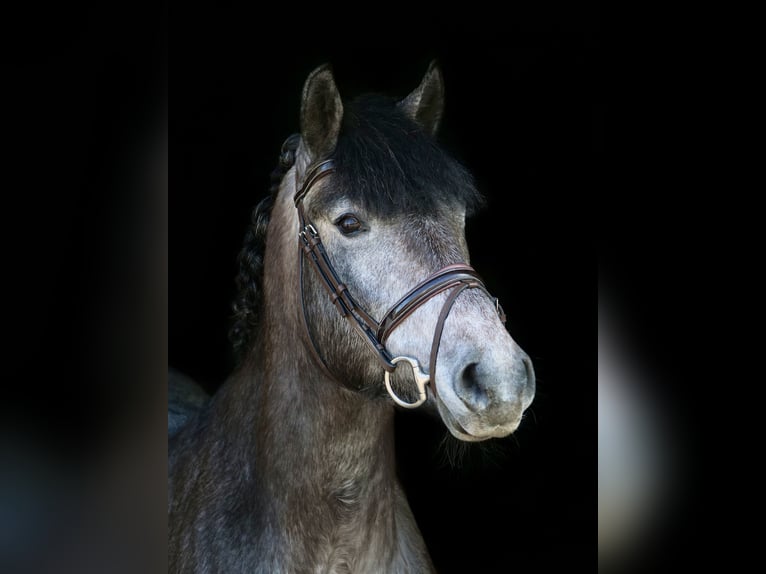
[435, 349, 536, 441]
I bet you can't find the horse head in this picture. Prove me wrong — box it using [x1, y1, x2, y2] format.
[264, 62, 535, 441]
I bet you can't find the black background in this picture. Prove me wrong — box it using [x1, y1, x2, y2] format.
[172, 5, 598, 573]
[10, 4, 753, 572]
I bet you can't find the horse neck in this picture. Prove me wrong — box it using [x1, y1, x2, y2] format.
[241, 336, 397, 494]
[221, 312, 413, 567]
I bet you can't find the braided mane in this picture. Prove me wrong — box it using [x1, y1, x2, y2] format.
[228, 134, 300, 359]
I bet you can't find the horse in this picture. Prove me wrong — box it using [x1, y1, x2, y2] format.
[168, 61, 536, 573]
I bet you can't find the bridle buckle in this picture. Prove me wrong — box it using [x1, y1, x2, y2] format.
[299, 223, 318, 241]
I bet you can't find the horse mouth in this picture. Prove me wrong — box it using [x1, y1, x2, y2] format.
[434, 396, 493, 442]
[434, 394, 521, 442]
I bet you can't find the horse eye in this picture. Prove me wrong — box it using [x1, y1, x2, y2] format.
[334, 213, 363, 235]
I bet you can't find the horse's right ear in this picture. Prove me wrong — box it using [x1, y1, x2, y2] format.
[300, 63, 344, 161]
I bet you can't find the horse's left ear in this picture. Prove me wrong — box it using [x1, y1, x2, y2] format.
[397, 60, 445, 136]
[300, 63, 344, 161]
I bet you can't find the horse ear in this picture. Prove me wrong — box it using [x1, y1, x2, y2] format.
[398, 60, 445, 136]
[300, 63, 344, 161]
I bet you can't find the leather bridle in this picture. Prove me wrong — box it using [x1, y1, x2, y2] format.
[294, 159, 506, 408]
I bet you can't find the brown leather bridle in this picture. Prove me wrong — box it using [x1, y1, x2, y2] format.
[295, 159, 506, 408]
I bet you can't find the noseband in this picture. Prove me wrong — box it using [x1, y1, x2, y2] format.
[295, 159, 506, 408]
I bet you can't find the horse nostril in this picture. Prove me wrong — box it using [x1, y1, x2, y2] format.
[456, 362, 488, 410]
[522, 355, 535, 387]
[460, 362, 478, 390]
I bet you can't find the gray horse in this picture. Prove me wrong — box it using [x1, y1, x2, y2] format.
[169, 62, 535, 573]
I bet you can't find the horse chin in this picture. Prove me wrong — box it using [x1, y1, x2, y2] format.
[434, 395, 521, 443]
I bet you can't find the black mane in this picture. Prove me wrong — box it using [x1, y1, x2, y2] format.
[229, 94, 484, 359]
